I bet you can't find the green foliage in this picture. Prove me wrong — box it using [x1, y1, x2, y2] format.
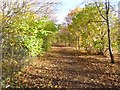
[2, 11, 57, 80]
[23, 36, 43, 57]
[58, 2, 118, 54]
[37, 17, 57, 51]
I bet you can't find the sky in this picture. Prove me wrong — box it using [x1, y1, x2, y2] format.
[55, 0, 84, 24]
[55, 0, 120, 24]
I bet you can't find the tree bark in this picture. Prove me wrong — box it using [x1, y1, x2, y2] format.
[105, 0, 115, 63]
[95, 0, 115, 63]
[106, 17, 115, 63]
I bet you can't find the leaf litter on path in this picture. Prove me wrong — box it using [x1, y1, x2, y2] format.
[7, 47, 120, 89]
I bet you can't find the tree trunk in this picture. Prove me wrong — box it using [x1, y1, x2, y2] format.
[78, 36, 80, 50]
[68, 33, 71, 46]
[106, 0, 115, 63]
[106, 20, 114, 63]
[95, 0, 115, 63]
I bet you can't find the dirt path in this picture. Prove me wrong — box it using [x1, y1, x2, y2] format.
[7, 47, 120, 89]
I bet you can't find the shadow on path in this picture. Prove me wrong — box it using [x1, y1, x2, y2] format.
[8, 46, 120, 89]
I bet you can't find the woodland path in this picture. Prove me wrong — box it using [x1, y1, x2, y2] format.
[8, 46, 120, 89]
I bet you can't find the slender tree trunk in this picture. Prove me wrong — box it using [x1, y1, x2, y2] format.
[68, 33, 71, 46]
[78, 36, 80, 50]
[106, 0, 115, 63]
[95, 0, 115, 63]
[75, 34, 78, 49]
[106, 19, 115, 63]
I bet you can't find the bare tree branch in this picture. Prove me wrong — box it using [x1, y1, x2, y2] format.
[95, 2, 107, 20]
